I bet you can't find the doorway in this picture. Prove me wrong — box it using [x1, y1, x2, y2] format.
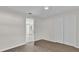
[26, 18, 34, 43]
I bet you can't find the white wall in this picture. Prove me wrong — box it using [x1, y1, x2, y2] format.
[63, 14, 76, 47]
[34, 18, 51, 41]
[34, 16, 63, 43]
[34, 10, 79, 48]
[76, 13, 79, 48]
[0, 9, 26, 51]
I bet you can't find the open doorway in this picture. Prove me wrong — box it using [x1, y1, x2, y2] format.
[26, 18, 34, 43]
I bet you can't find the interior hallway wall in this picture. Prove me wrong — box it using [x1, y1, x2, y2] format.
[0, 8, 26, 51]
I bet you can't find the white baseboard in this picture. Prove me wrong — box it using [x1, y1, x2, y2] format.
[74, 45, 79, 48]
[34, 39, 41, 41]
[0, 42, 26, 52]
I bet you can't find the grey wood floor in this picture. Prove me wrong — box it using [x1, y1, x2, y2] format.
[4, 42, 51, 52]
[4, 40, 79, 52]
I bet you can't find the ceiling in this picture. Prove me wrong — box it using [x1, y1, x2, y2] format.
[4, 6, 79, 18]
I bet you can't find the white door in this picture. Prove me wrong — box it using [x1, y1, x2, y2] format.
[63, 14, 76, 46]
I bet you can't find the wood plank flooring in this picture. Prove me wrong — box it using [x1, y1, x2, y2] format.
[4, 40, 79, 52]
[35, 40, 79, 52]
